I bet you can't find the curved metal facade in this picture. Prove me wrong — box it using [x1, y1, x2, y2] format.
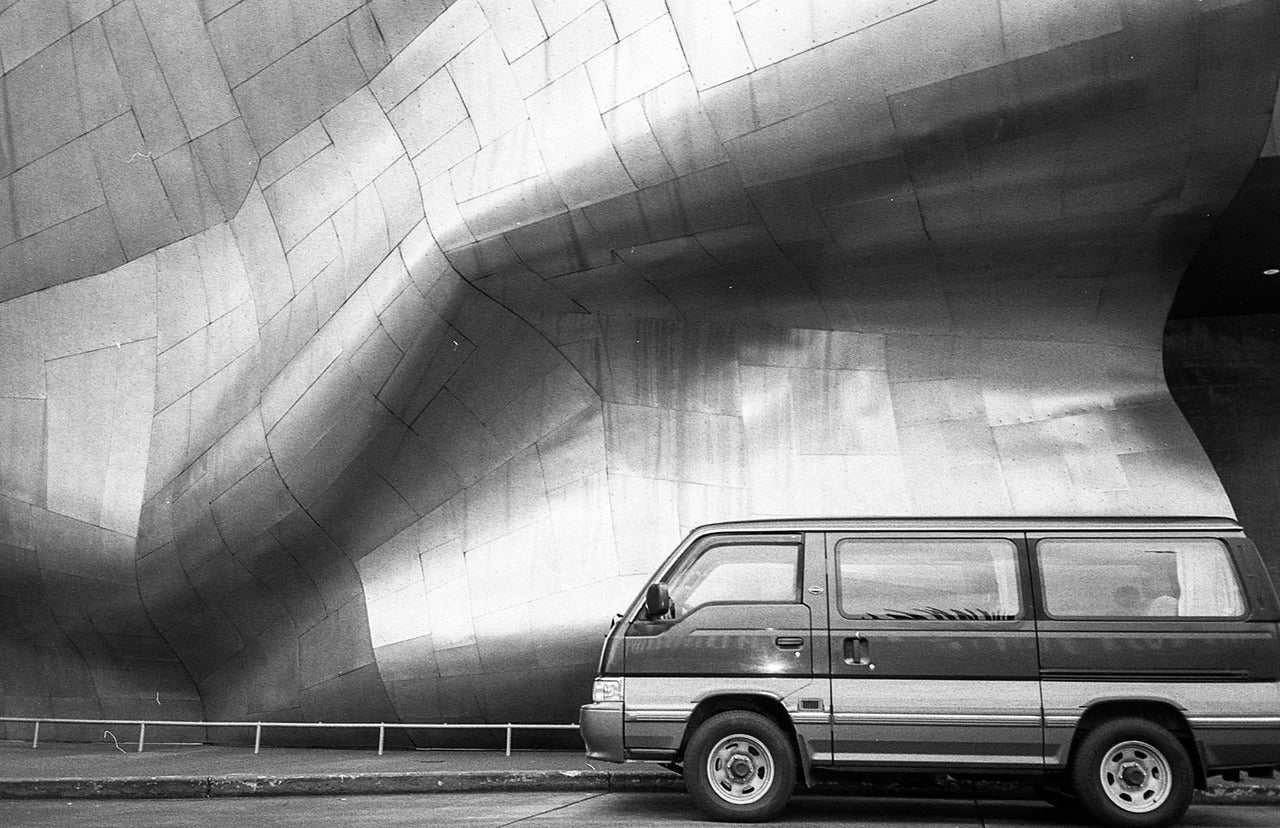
[1, 0, 1277, 730]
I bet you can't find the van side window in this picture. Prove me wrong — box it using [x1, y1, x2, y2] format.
[1037, 538, 1246, 618]
[668, 543, 800, 615]
[835, 539, 1021, 620]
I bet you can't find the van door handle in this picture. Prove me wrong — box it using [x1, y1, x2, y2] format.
[843, 635, 870, 665]
[775, 637, 804, 649]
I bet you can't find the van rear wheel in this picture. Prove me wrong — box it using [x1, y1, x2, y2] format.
[683, 711, 795, 821]
[1071, 717, 1192, 828]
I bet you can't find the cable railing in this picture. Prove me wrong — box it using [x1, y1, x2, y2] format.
[0, 716, 580, 757]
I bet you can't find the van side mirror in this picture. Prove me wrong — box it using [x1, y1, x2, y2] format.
[644, 582, 671, 619]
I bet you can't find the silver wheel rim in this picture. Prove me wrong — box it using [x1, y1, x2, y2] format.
[705, 733, 774, 805]
[1099, 739, 1172, 813]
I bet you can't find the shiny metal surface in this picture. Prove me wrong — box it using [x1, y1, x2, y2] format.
[0, 1, 1277, 730]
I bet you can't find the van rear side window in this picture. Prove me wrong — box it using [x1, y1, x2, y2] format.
[1037, 538, 1246, 618]
[835, 539, 1021, 620]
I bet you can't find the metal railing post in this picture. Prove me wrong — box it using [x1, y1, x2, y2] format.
[254, 723, 262, 754]
[377, 724, 385, 756]
[505, 724, 512, 757]
[31, 720, 40, 749]
[137, 722, 146, 753]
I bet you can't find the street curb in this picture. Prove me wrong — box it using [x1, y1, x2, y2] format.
[0, 772, 1275, 803]
[1194, 785, 1280, 805]
[0, 771, 683, 800]
[0, 777, 213, 799]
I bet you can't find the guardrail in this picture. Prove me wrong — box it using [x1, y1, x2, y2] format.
[0, 716, 580, 757]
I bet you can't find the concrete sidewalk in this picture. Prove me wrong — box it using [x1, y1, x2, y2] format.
[2, 741, 1279, 804]
[0, 742, 676, 799]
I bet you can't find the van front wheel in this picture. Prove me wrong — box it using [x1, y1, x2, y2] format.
[683, 711, 795, 821]
[1071, 717, 1193, 828]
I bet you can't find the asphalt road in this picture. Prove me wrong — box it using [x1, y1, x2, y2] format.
[1, 792, 1278, 827]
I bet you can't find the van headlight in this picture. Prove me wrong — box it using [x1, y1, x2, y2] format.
[592, 677, 623, 703]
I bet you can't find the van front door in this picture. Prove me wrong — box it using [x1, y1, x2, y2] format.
[825, 533, 1042, 770]
[623, 534, 817, 755]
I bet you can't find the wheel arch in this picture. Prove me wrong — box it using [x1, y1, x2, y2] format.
[1069, 700, 1207, 788]
[678, 693, 811, 786]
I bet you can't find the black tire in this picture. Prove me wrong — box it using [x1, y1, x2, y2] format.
[683, 711, 796, 822]
[1070, 717, 1193, 828]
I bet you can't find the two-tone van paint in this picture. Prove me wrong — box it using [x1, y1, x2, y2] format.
[579, 517, 1280, 827]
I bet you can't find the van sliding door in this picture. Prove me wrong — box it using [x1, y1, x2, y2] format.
[825, 532, 1043, 771]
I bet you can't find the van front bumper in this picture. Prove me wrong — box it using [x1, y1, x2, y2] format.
[579, 702, 624, 763]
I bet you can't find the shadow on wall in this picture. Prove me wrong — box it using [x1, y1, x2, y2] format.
[1165, 313, 1280, 583]
[1165, 157, 1280, 581]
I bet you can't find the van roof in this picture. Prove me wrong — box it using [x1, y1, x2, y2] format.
[689, 516, 1244, 536]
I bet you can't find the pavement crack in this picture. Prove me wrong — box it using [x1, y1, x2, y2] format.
[496, 792, 607, 827]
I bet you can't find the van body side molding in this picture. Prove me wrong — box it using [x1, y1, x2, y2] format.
[833, 712, 1041, 727]
[1040, 669, 1253, 682]
[625, 709, 693, 723]
[1186, 716, 1280, 728]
